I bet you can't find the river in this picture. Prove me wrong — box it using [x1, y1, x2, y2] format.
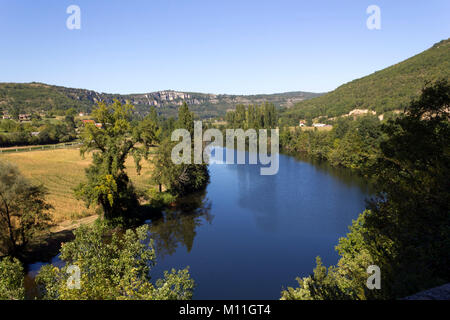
[146, 149, 371, 299]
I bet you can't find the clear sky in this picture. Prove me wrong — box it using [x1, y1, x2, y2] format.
[0, 0, 448, 95]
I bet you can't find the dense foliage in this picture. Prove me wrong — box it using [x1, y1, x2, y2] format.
[225, 102, 278, 129]
[280, 115, 385, 171]
[151, 103, 210, 196]
[0, 257, 25, 300]
[281, 80, 450, 300]
[0, 117, 76, 147]
[35, 221, 195, 300]
[0, 161, 52, 258]
[74, 100, 158, 225]
[282, 39, 450, 123]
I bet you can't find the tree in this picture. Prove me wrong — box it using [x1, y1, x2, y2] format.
[140, 106, 162, 146]
[35, 221, 195, 300]
[176, 102, 194, 133]
[225, 102, 278, 130]
[364, 79, 450, 297]
[64, 114, 76, 129]
[0, 257, 25, 300]
[282, 80, 450, 300]
[65, 108, 77, 118]
[328, 116, 382, 170]
[151, 103, 209, 196]
[151, 138, 209, 196]
[0, 161, 52, 258]
[75, 100, 158, 224]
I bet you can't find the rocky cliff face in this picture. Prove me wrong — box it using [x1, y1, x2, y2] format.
[118, 90, 322, 110]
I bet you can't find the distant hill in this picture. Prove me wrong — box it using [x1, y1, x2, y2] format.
[0, 82, 321, 119]
[283, 38, 450, 121]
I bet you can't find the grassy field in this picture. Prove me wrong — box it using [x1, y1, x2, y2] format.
[288, 125, 333, 132]
[0, 148, 153, 224]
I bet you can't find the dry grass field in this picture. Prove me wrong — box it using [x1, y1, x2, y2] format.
[0, 148, 154, 224]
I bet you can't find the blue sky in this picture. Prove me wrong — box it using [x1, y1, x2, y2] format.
[0, 0, 448, 94]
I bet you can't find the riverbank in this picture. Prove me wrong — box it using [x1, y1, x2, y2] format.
[19, 214, 99, 266]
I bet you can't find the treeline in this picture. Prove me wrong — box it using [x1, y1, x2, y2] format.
[225, 102, 278, 129]
[281, 80, 450, 299]
[225, 102, 388, 173]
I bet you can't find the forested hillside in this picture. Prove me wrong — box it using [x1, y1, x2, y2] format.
[282, 39, 450, 121]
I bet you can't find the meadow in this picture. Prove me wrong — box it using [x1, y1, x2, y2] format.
[0, 148, 153, 224]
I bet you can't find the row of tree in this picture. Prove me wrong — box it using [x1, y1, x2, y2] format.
[0, 118, 76, 147]
[225, 102, 278, 130]
[280, 115, 384, 172]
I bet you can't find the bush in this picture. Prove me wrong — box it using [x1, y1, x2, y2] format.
[0, 257, 25, 300]
[36, 221, 195, 300]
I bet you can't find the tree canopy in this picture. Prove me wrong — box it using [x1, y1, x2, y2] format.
[35, 221, 195, 300]
[0, 161, 52, 258]
[75, 100, 160, 225]
[0, 257, 25, 300]
[151, 103, 209, 197]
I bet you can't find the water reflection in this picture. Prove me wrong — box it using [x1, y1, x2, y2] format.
[234, 164, 279, 232]
[146, 190, 213, 258]
[222, 149, 372, 235]
[289, 152, 373, 193]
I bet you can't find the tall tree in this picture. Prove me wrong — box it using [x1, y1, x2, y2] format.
[75, 100, 158, 224]
[176, 102, 194, 134]
[151, 103, 209, 196]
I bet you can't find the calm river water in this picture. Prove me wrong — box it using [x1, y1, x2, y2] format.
[146, 149, 371, 299]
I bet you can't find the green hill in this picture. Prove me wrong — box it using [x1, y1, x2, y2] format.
[283, 38, 450, 121]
